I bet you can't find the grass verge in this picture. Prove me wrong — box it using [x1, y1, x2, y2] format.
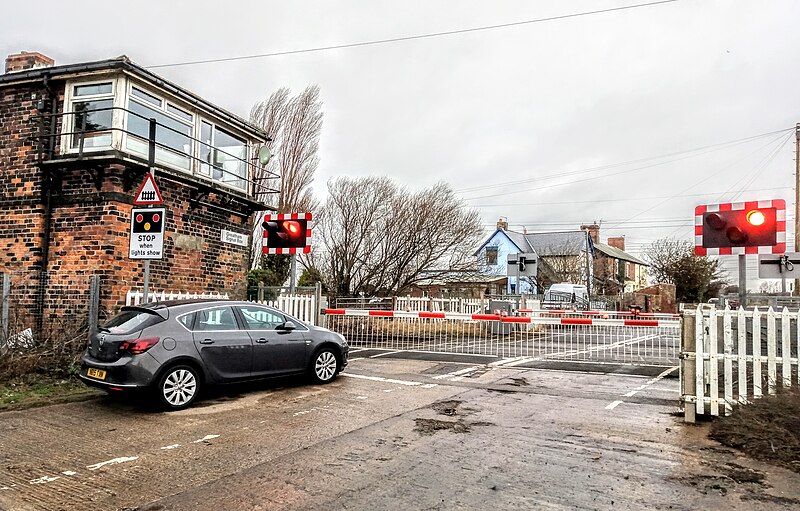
[710, 386, 800, 473]
[0, 374, 101, 412]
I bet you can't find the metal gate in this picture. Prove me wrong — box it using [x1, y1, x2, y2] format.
[323, 309, 680, 367]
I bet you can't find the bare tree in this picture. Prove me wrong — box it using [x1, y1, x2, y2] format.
[644, 238, 727, 302]
[316, 177, 483, 296]
[249, 85, 323, 268]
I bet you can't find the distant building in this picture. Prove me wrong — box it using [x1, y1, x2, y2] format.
[0, 51, 274, 329]
[473, 219, 648, 296]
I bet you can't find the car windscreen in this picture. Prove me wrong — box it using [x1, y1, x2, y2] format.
[100, 308, 165, 335]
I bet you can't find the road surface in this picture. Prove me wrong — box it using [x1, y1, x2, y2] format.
[1, 354, 798, 510]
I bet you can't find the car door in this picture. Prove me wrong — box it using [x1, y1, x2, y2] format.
[236, 305, 309, 377]
[191, 306, 252, 382]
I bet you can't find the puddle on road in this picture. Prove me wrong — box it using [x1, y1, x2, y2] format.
[415, 400, 493, 436]
[431, 400, 462, 416]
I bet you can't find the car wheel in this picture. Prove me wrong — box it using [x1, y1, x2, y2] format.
[310, 348, 339, 384]
[157, 365, 200, 410]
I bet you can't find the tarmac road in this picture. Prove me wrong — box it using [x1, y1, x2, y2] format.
[1, 355, 799, 511]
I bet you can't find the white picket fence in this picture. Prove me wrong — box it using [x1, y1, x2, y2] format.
[252, 295, 318, 325]
[394, 296, 486, 314]
[124, 290, 318, 325]
[125, 290, 229, 306]
[681, 306, 799, 422]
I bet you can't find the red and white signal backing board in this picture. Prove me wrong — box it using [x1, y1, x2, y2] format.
[694, 199, 786, 256]
[262, 212, 312, 255]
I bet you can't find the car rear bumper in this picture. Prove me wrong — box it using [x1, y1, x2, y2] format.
[79, 351, 162, 389]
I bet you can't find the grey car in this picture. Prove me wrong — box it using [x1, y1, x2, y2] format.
[79, 299, 349, 410]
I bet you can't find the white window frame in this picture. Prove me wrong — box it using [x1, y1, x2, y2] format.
[123, 79, 195, 175]
[60, 77, 122, 154]
[60, 75, 255, 196]
[197, 118, 251, 193]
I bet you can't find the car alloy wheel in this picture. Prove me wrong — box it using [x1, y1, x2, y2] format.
[160, 366, 198, 410]
[313, 350, 338, 383]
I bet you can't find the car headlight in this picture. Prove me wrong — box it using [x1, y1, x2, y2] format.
[334, 332, 348, 346]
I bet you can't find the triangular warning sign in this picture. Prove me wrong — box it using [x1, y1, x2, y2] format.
[133, 174, 164, 205]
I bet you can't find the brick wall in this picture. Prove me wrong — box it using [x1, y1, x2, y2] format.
[1, 80, 254, 329]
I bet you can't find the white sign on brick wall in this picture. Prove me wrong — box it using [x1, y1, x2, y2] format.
[220, 229, 248, 247]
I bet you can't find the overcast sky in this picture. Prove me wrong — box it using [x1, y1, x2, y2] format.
[2, 0, 798, 264]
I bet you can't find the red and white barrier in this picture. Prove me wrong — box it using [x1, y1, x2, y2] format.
[323, 309, 679, 328]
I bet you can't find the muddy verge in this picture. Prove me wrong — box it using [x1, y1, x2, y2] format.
[709, 387, 800, 473]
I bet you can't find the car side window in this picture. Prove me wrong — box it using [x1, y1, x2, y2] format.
[237, 306, 285, 330]
[178, 312, 196, 330]
[194, 307, 238, 331]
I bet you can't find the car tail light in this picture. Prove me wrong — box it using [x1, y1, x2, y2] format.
[119, 337, 160, 355]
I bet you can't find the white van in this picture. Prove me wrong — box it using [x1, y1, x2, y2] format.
[543, 283, 588, 309]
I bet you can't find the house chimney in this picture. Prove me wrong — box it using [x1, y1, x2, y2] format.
[5, 51, 54, 74]
[607, 236, 625, 251]
[580, 224, 600, 243]
[496, 217, 508, 230]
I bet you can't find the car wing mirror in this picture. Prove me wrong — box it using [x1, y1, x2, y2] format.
[277, 321, 296, 332]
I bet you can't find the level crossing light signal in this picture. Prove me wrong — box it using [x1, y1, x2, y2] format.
[702, 208, 777, 249]
[261, 213, 312, 254]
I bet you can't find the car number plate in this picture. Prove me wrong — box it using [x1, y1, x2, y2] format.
[87, 368, 106, 380]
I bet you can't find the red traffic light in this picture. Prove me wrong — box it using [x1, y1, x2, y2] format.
[746, 209, 765, 226]
[283, 221, 301, 235]
[701, 208, 776, 249]
[695, 200, 786, 256]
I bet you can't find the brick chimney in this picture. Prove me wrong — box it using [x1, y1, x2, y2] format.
[607, 236, 625, 251]
[5, 51, 54, 74]
[580, 224, 600, 243]
[496, 217, 508, 230]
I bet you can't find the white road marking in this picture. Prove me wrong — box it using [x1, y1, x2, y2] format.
[192, 434, 220, 443]
[29, 476, 59, 484]
[489, 357, 525, 367]
[432, 366, 480, 380]
[497, 357, 538, 368]
[608, 366, 679, 410]
[348, 348, 368, 354]
[160, 444, 181, 450]
[86, 456, 139, 471]
[341, 373, 424, 386]
[421, 383, 437, 388]
[61, 471, 77, 476]
[369, 350, 402, 358]
[356, 395, 368, 400]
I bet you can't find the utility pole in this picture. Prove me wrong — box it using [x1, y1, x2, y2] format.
[795, 123, 799, 296]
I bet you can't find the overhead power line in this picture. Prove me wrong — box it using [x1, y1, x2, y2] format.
[469, 186, 788, 208]
[457, 128, 790, 194]
[459, 128, 794, 200]
[148, 0, 681, 69]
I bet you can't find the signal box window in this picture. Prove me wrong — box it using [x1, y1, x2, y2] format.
[70, 81, 114, 149]
[485, 247, 498, 265]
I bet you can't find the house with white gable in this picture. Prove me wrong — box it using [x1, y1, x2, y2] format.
[474, 218, 597, 295]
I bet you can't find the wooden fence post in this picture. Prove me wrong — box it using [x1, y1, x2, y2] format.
[88, 275, 101, 340]
[682, 312, 696, 423]
[1, 273, 10, 344]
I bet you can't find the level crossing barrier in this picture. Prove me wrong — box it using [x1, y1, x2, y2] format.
[322, 309, 680, 366]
